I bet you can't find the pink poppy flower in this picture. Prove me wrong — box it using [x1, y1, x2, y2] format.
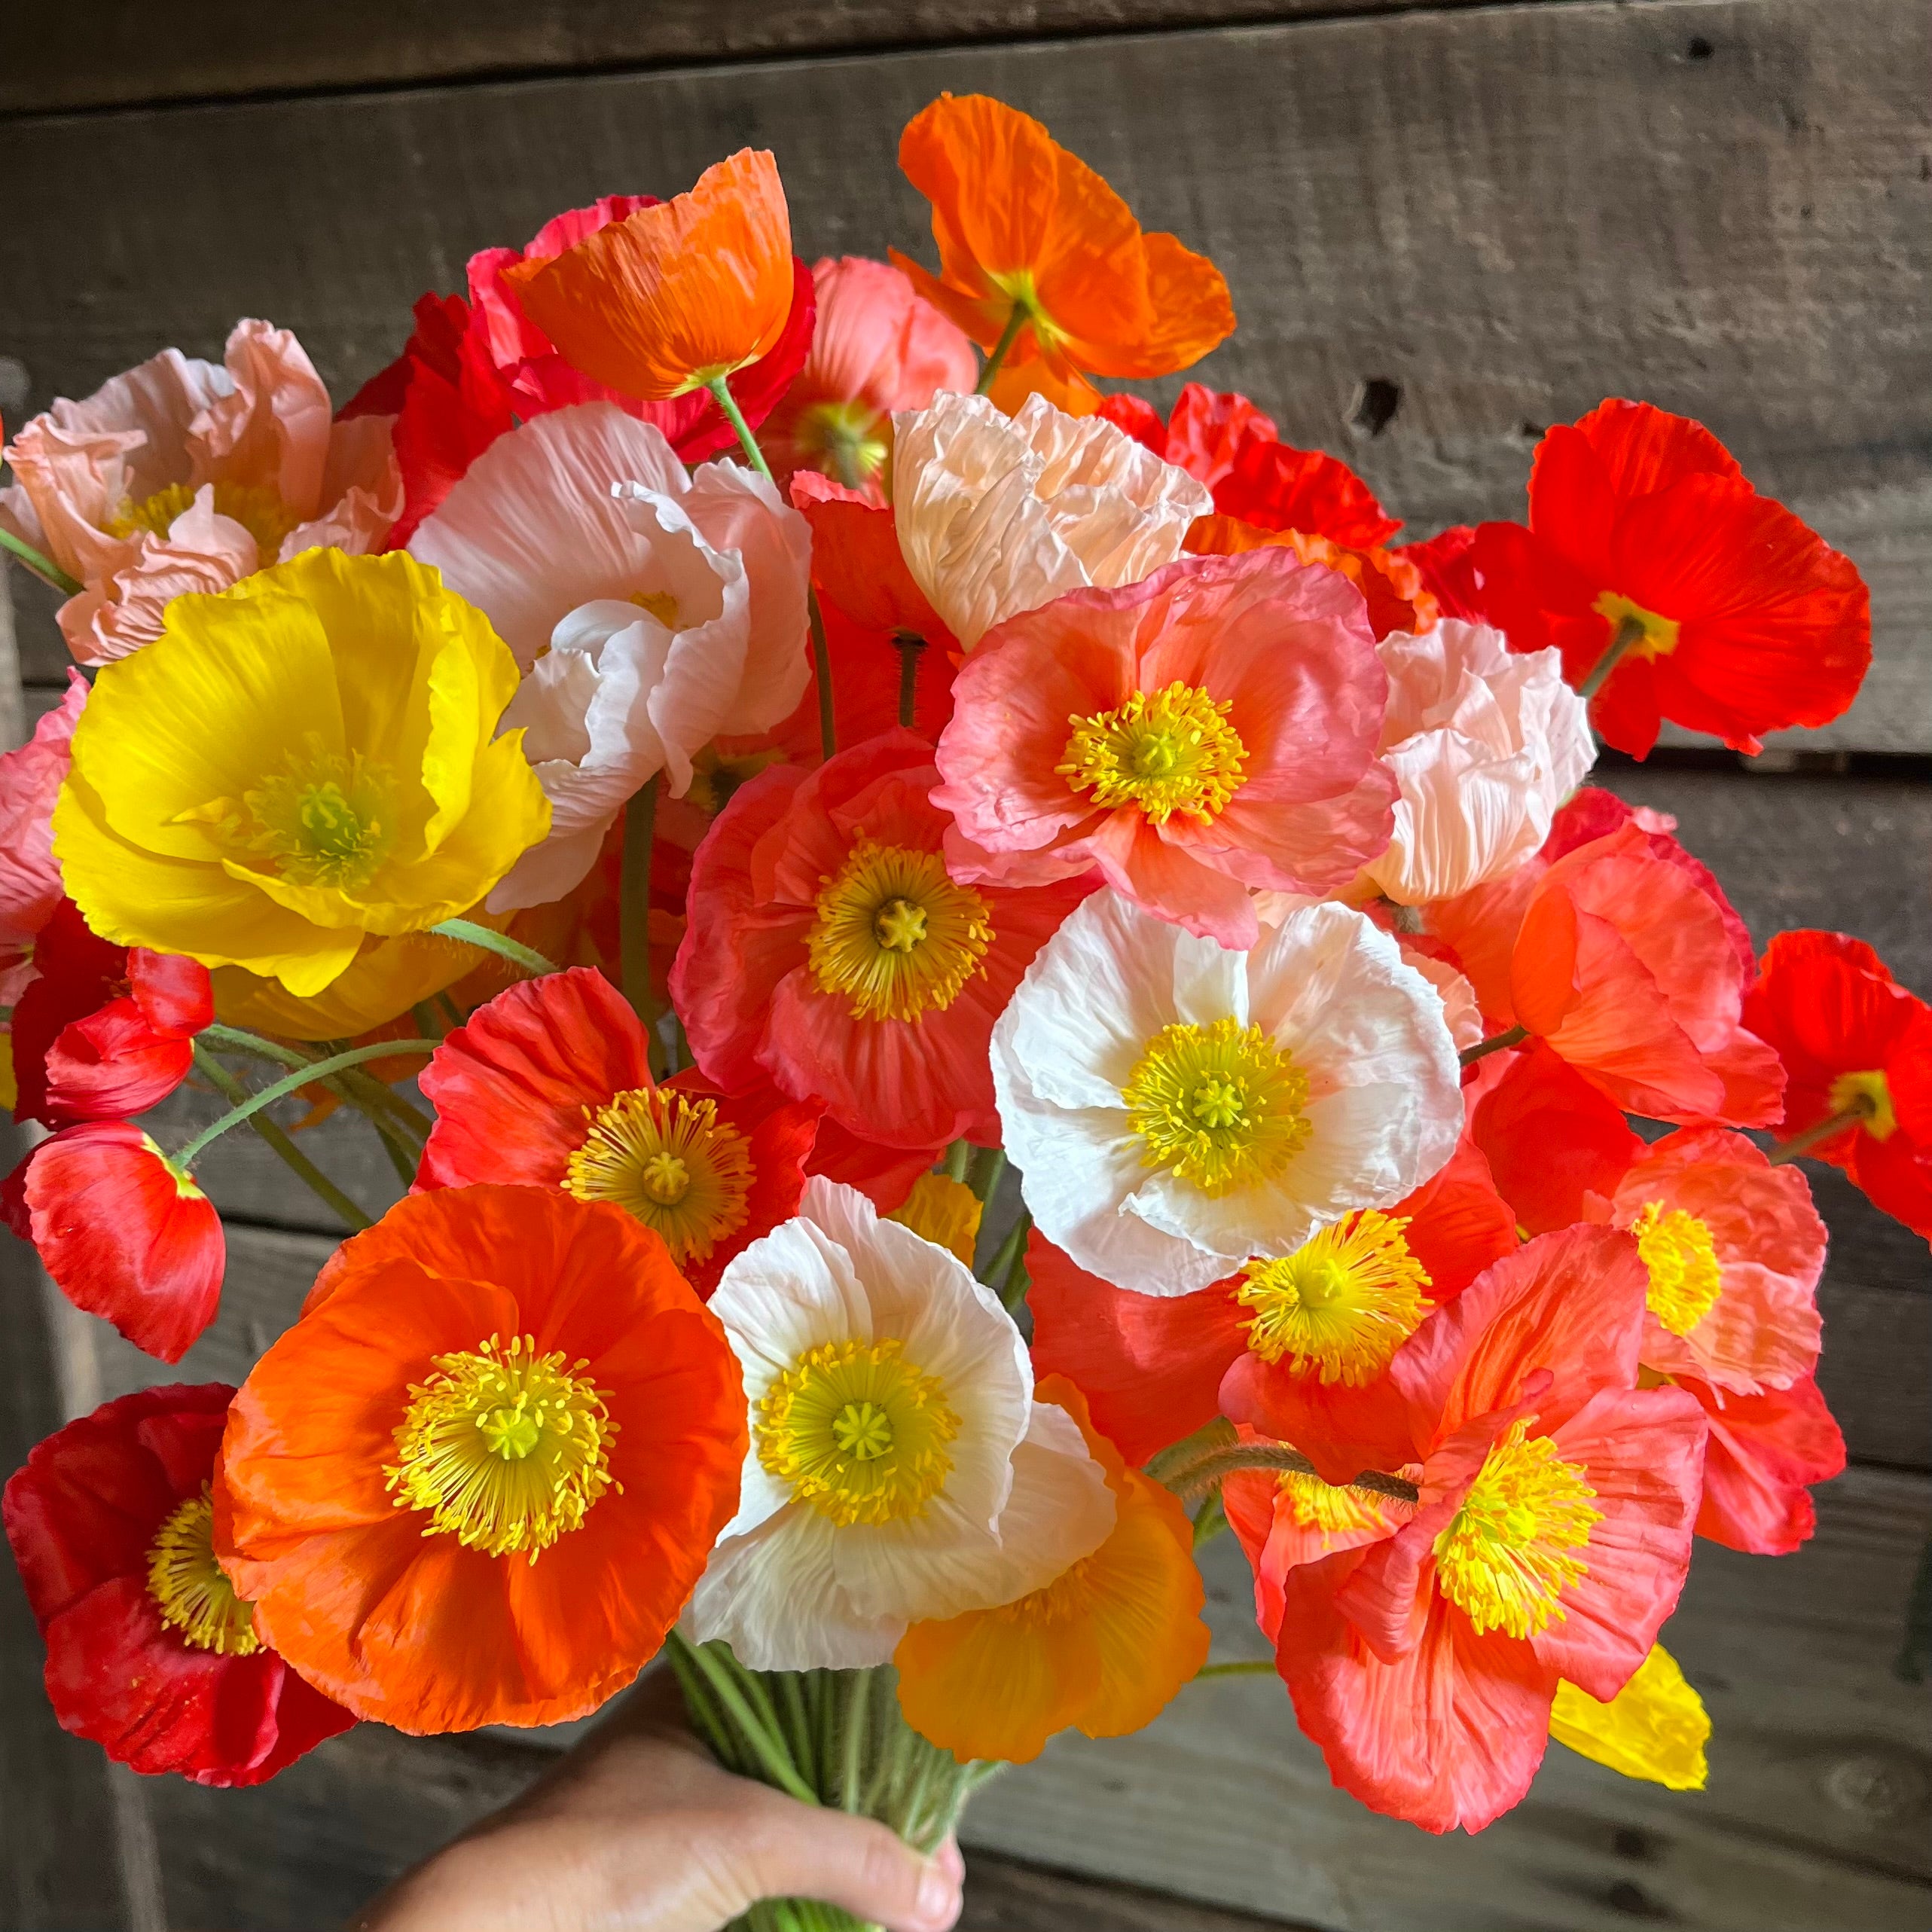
[0, 670, 85, 1005]
[933, 548, 1397, 948]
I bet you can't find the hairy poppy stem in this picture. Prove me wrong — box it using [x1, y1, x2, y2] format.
[1577, 612, 1648, 701]
[975, 304, 1029, 395]
[620, 775, 660, 1042]
[706, 375, 776, 482]
[1158, 1442, 1421, 1508]
[1460, 1023, 1528, 1067]
[426, 918, 559, 978]
[808, 588, 838, 762]
[0, 524, 83, 597]
[191, 1045, 375, 1230]
[1192, 1659, 1277, 1680]
[894, 630, 925, 729]
[1767, 1104, 1868, 1164]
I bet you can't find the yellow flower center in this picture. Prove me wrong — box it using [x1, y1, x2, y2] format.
[1827, 1067, 1897, 1141]
[1630, 1201, 1723, 1336]
[563, 1088, 754, 1269]
[1433, 1418, 1601, 1639]
[756, 1337, 959, 1528]
[806, 838, 993, 1022]
[1238, 1212, 1432, 1383]
[799, 400, 891, 489]
[1277, 1468, 1398, 1546]
[1593, 590, 1680, 663]
[1122, 1017, 1311, 1195]
[386, 1335, 618, 1561]
[107, 478, 302, 562]
[1058, 682, 1248, 827]
[145, 1484, 260, 1656]
[628, 589, 686, 629]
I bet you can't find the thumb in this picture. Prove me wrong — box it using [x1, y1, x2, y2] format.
[735, 1791, 963, 1932]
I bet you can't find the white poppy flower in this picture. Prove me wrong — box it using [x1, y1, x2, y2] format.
[688, 1178, 1115, 1670]
[993, 890, 1463, 1296]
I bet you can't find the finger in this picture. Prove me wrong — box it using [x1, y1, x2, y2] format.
[734, 1792, 963, 1932]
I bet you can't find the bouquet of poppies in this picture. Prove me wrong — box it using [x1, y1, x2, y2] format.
[3, 89, 1924, 1922]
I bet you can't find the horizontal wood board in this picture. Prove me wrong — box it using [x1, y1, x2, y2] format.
[1, 0, 1927, 747]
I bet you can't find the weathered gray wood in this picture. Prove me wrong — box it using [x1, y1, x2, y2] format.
[2, 0, 1926, 746]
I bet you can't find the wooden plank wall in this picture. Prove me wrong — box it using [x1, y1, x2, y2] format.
[2, 2, 1928, 1927]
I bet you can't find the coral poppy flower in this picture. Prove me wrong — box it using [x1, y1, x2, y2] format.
[1182, 515, 1435, 641]
[891, 94, 1232, 386]
[215, 1185, 746, 1732]
[934, 549, 1397, 948]
[761, 257, 977, 488]
[505, 152, 797, 404]
[1274, 1227, 1706, 1833]
[53, 548, 549, 1006]
[1680, 1373, 1844, 1557]
[1467, 401, 1869, 756]
[2, 1384, 353, 1784]
[1030, 1135, 1515, 1476]
[671, 729, 1091, 1150]
[2, 320, 400, 666]
[1742, 930, 1932, 1240]
[416, 967, 819, 1296]
[0, 669, 86, 1005]
[894, 1375, 1208, 1764]
[5, 1122, 224, 1363]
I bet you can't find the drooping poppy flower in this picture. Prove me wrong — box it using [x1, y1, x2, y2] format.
[504, 152, 798, 404]
[671, 728, 1092, 1151]
[0, 668, 87, 1005]
[41, 946, 212, 1124]
[1548, 1643, 1709, 1791]
[1467, 401, 1869, 756]
[215, 1184, 746, 1732]
[2, 320, 400, 666]
[933, 548, 1398, 948]
[416, 967, 819, 1296]
[894, 1375, 1208, 1764]
[1741, 929, 1932, 1241]
[1182, 515, 1436, 641]
[2, 1384, 354, 1784]
[1273, 1226, 1706, 1833]
[10, 899, 131, 1125]
[1680, 1372, 1845, 1556]
[891, 95, 1232, 387]
[5, 1122, 224, 1363]
[689, 1180, 1113, 1669]
[992, 891, 1462, 1296]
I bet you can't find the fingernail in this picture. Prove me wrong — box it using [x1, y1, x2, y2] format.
[914, 1859, 960, 1927]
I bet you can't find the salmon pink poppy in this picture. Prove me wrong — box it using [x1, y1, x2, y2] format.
[1467, 401, 1869, 756]
[671, 729, 1091, 1150]
[0, 670, 86, 1006]
[215, 1185, 746, 1733]
[1680, 1374, 1845, 1557]
[417, 967, 820, 1296]
[933, 548, 1398, 949]
[2, 1384, 353, 1784]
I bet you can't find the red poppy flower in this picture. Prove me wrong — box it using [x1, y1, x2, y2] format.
[1741, 930, 1932, 1240]
[789, 471, 954, 645]
[1029, 1135, 1517, 1478]
[217, 1185, 746, 1733]
[1274, 1226, 1706, 1832]
[670, 728, 1091, 1149]
[1467, 401, 1869, 756]
[805, 1116, 948, 1215]
[416, 967, 820, 1296]
[1468, 1039, 1644, 1235]
[2, 1384, 353, 1784]
[1399, 525, 1485, 621]
[7, 1122, 224, 1363]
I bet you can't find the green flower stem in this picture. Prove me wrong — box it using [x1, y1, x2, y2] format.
[191, 1046, 375, 1229]
[0, 524, 83, 596]
[1193, 1659, 1277, 1681]
[1577, 612, 1648, 702]
[808, 588, 838, 764]
[426, 918, 559, 978]
[979, 1208, 1032, 1312]
[1158, 1442, 1420, 1509]
[667, 1634, 818, 1805]
[198, 1022, 313, 1071]
[941, 1139, 972, 1183]
[337, 1065, 433, 1141]
[199, 1018, 432, 1147]
[706, 374, 777, 482]
[362, 1106, 422, 1189]
[974, 304, 1029, 395]
[1191, 1489, 1228, 1549]
[1459, 1023, 1528, 1067]
[621, 777, 661, 1039]
[965, 1144, 1006, 1204]
[173, 1039, 441, 1169]
[838, 1667, 870, 1812]
[1767, 1104, 1869, 1165]
[893, 632, 924, 730]
[435, 990, 465, 1032]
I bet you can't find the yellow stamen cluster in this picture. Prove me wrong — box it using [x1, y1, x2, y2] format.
[1592, 590, 1680, 663]
[1277, 1469, 1396, 1548]
[145, 1484, 260, 1656]
[1238, 1212, 1432, 1383]
[183, 734, 398, 893]
[108, 478, 302, 563]
[757, 1337, 958, 1528]
[386, 1335, 618, 1561]
[807, 838, 993, 1022]
[563, 1087, 754, 1268]
[1433, 1418, 1601, 1639]
[1630, 1201, 1723, 1336]
[1828, 1067, 1897, 1141]
[1058, 681, 1248, 827]
[628, 589, 686, 629]
[1122, 1017, 1311, 1195]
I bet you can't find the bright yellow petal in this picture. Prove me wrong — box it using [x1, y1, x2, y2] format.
[1550, 1644, 1710, 1791]
[0, 1033, 16, 1114]
[210, 926, 494, 1041]
[889, 1174, 984, 1266]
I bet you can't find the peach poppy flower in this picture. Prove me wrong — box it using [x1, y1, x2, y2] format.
[894, 1376, 1209, 1764]
[890, 391, 1209, 652]
[891, 94, 1233, 385]
[215, 1185, 746, 1733]
[504, 151, 795, 402]
[1, 320, 400, 665]
[0, 670, 86, 1006]
[760, 257, 977, 488]
[933, 548, 1397, 948]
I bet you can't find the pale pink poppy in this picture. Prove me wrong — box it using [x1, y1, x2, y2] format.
[0, 670, 86, 1003]
[933, 548, 1398, 949]
[890, 392, 1209, 650]
[408, 402, 810, 911]
[0, 321, 400, 665]
[758, 257, 977, 490]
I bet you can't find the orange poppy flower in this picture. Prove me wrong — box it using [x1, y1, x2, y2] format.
[505, 150, 795, 401]
[214, 1185, 746, 1733]
[893, 1377, 1209, 1764]
[891, 94, 1232, 384]
[1185, 514, 1439, 640]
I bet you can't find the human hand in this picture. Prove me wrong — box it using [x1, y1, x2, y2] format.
[351, 1670, 966, 1932]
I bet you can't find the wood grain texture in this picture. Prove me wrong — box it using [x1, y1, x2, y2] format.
[1, 0, 1926, 745]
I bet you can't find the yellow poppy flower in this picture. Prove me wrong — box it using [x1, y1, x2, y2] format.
[888, 1173, 984, 1266]
[53, 550, 549, 1001]
[1549, 1644, 1710, 1790]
